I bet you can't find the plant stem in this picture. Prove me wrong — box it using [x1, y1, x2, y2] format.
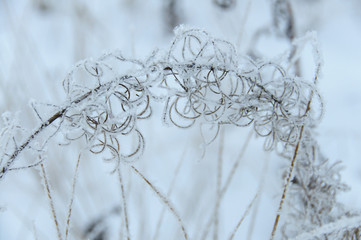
[118, 168, 130, 240]
[65, 153, 82, 240]
[270, 86, 314, 239]
[40, 160, 63, 240]
[214, 128, 225, 240]
[270, 125, 305, 240]
[229, 193, 258, 240]
[131, 165, 188, 240]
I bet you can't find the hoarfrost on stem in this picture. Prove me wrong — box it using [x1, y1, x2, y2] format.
[0, 27, 323, 178]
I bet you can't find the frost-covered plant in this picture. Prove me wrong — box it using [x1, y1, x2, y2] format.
[0, 26, 358, 239]
[0, 27, 322, 179]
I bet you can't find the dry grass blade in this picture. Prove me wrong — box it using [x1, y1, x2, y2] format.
[270, 125, 305, 240]
[201, 129, 253, 240]
[214, 127, 225, 240]
[118, 168, 130, 240]
[270, 58, 321, 239]
[247, 153, 269, 240]
[221, 130, 253, 197]
[65, 153, 82, 240]
[40, 160, 63, 240]
[228, 193, 258, 240]
[153, 149, 186, 240]
[130, 165, 188, 240]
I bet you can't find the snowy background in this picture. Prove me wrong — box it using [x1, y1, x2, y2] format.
[1, 0, 361, 239]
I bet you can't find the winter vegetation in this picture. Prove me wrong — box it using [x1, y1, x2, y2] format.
[1, 0, 361, 239]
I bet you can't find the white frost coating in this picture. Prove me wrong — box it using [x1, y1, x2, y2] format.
[291, 215, 361, 240]
[0, 23, 358, 240]
[292, 31, 324, 83]
[0, 29, 324, 181]
[173, 24, 196, 36]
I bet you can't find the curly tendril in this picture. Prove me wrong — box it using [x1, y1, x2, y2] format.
[0, 27, 323, 179]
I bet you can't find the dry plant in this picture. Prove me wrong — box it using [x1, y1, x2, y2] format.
[0, 21, 360, 239]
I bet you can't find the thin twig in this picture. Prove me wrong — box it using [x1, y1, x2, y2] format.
[214, 127, 225, 240]
[1, 108, 65, 179]
[247, 153, 270, 240]
[201, 130, 253, 240]
[65, 153, 82, 240]
[270, 75, 316, 239]
[118, 168, 130, 240]
[229, 193, 259, 240]
[40, 160, 63, 240]
[269, 0, 322, 231]
[8, 159, 44, 171]
[131, 165, 188, 240]
[0, 74, 134, 180]
[221, 130, 253, 196]
[270, 125, 305, 240]
[153, 149, 186, 240]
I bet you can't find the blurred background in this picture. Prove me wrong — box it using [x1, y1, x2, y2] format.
[0, 0, 361, 239]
